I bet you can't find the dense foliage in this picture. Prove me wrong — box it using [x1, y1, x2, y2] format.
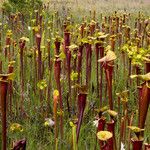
[2, 0, 42, 16]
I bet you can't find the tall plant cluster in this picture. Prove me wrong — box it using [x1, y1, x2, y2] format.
[0, 3, 150, 150]
[2, 0, 42, 16]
